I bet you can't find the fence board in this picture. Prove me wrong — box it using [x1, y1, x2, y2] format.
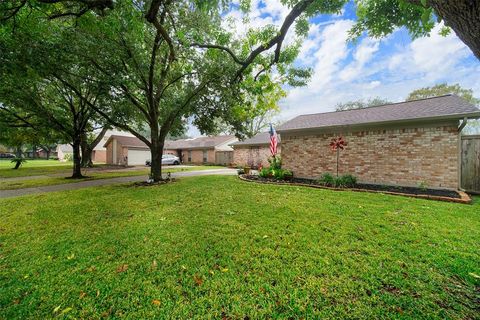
[461, 135, 480, 193]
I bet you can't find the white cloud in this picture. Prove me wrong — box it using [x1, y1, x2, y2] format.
[280, 21, 479, 120]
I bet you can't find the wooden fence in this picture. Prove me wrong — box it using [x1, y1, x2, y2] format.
[461, 135, 480, 193]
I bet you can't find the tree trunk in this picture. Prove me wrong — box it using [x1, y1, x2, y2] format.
[71, 138, 83, 178]
[81, 127, 108, 167]
[80, 138, 94, 168]
[46, 149, 51, 160]
[412, 0, 480, 60]
[150, 137, 164, 182]
[15, 146, 22, 158]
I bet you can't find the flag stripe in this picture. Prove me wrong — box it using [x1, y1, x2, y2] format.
[269, 124, 278, 156]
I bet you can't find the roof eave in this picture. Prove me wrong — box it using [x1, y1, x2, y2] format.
[277, 112, 480, 134]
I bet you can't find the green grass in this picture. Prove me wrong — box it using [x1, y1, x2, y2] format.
[0, 160, 73, 178]
[0, 176, 478, 319]
[0, 166, 225, 190]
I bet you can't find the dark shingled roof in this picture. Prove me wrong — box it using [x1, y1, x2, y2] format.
[277, 95, 480, 133]
[104, 135, 236, 149]
[231, 132, 281, 147]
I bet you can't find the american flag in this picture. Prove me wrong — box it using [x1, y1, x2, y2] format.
[269, 124, 278, 156]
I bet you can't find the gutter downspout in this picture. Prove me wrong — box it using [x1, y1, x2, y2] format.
[457, 117, 468, 191]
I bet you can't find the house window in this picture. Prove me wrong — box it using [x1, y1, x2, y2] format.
[188, 151, 192, 162]
[203, 150, 208, 163]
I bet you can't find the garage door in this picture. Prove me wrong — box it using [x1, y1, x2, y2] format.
[127, 149, 151, 165]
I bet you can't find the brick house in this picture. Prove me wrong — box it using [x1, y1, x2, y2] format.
[104, 135, 237, 166]
[231, 132, 281, 168]
[277, 95, 480, 190]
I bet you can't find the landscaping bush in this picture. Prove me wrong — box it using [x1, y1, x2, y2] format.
[256, 157, 293, 181]
[318, 173, 357, 188]
[318, 172, 336, 187]
[259, 167, 270, 178]
[338, 174, 357, 188]
[268, 155, 282, 170]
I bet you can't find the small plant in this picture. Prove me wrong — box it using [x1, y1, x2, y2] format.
[268, 155, 282, 170]
[259, 167, 270, 178]
[64, 153, 73, 161]
[318, 172, 336, 187]
[11, 158, 27, 169]
[318, 173, 357, 188]
[418, 181, 428, 191]
[339, 174, 357, 188]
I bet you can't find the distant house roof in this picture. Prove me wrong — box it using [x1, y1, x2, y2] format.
[57, 144, 73, 153]
[231, 132, 281, 147]
[104, 135, 237, 150]
[166, 135, 237, 150]
[104, 135, 149, 148]
[277, 95, 480, 133]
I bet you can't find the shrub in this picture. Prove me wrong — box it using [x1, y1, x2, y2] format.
[318, 172, 335, 187]
[339, 174, 357, 188]
[64, 153, 73, 161]
[268, 156, 282, 170]
[318, 173, 357, 188]
[259, 167, 270, 178]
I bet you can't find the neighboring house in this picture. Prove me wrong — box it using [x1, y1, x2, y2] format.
[277, 95, 480, 190]
[231, 132, 281, 168]
[104, 135, 238, 166]
[56, 129, 133, 162]
[56, 144, 73, 161]
[173, 136, 237, 165]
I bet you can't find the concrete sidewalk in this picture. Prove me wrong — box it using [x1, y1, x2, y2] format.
[0, 169, 237, 199]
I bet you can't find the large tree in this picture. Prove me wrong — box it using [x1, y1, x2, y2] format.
[47, 0, 341, 181]
[350, 0, 480, 60]
[0, 15, 112, 177]
[2, 1, 480, 61]
[335, 97, 392, 111]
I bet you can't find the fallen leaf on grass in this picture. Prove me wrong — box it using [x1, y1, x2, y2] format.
[221, 268, 228, 272]
[193, 275, 203, 286]
[116, 264, 128, 273]
[152, 260, 158, 269]
[67, 253, 75, 260]
[53, 305, 61, 314]
[469, 272, 480, 279]
[79, 291, 87, 299]
[61, 307, 73, 315]
[152, 299, 161, 306]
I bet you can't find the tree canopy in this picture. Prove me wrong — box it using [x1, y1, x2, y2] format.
[335, 97, 392, 111]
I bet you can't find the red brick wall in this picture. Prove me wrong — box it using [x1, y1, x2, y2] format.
[182, 149, 216, 164]
[281, 123, 459, 189]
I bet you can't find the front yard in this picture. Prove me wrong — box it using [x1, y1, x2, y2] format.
[0, 176, 478, 318]
[0, 165, 225, 190]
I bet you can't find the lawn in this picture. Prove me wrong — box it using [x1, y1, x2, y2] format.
[0, 176, 478, 319]
[0, 159, 73, 178]
[0, 165, 225, 190]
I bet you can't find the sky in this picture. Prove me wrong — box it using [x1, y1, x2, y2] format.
[188, 0, 480, 136]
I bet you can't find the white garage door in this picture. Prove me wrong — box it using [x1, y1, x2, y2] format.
[127, 149, 150, 165]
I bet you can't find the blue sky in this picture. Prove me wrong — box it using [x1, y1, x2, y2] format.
[189, 0, 480, 135]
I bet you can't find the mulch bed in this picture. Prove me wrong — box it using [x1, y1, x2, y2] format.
[240, 175, 471, 204]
